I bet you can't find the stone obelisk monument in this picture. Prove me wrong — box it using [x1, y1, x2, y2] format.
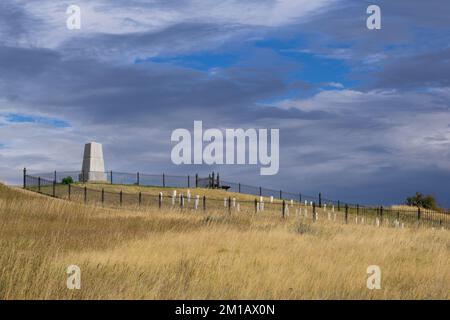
[80, 142, 107, 182]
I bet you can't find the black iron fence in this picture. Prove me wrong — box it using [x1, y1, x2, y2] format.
[23, 169, 345, 205]
[22, 168, 450, 229]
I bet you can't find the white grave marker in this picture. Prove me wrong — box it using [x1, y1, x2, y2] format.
[172, 190, 177, 205]
[195, 195, 199, 210]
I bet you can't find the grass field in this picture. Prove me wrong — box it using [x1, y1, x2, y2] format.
[1, 183, 449, 299]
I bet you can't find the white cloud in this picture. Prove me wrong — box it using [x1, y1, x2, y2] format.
[7, 0, 337, 49]
[274, 88, 450, 172]
[324, 82, 344, 89]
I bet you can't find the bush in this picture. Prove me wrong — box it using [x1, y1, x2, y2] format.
[61, 176, 74, 185]
[405, 192, 439, 210]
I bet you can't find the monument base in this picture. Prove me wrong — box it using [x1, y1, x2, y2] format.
[79, 171, 107, 183]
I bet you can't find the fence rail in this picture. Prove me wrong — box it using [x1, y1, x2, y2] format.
[24, 169, 354, 206]
[22, 169, 450, 230]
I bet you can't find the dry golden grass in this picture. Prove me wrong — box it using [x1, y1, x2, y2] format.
[0, 184, 449, 299]
[76, 182, 285, 203]
[391, 205, 419, 210]
[390, 204, 437, 213]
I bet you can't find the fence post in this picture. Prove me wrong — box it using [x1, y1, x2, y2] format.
[102, 188, 104, 205]
[212, 172, 215, 189]
[38, 177, 41, 192]
[203, 195, 206, 211]
[52, 180, 56, 197]
[180, 194, 184, 209]
[228, 196, 231, 214]
[23, 168, 27, 189]
[319, 193, 322, 207]
[139, 192, 142, 206]
[313, 202, 316, 222]
[238, 183, 241, 193]
[254, 199, 258, 213]
[338, 200, 340, 211]
[279, 190, 282, 200]
[68, 183, 71, 200]
[187, 175, 190, 188]
[195, 174, 198, 188]
[162, 173, 165, 187]
[299, 193, 302, 204]
[356, 204, 359, 216]
[159, 192, 162, 209]
[282, 200, 286, 219]
[217, 173, 220, 188]
[84, 186, 87, 204]
[380, 206, 384, 223]
[137, 172, 140, 186]
[345, 204, 348, 224]
[120, 190, 123, 206]
[54, 170, 57, 183]
[259, 187, 262, 197]
[110, 170, 113, 184]
[418, 207, 421, 221]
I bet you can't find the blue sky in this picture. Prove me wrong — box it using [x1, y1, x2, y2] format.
[136, 52, 239, 71]
[0, 0, 449, 206]
[4, 113, 70, 128]
[254, 38, 355, 86]
[140, 36, 354, 88]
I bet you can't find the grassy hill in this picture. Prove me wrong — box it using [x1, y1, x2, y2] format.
[1, 183, 449, 299]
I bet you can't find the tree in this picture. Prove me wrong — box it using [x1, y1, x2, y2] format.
[406, 192, 439, 210]
[62, 176, 74, 185]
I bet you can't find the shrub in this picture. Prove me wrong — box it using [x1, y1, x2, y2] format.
[61, 176, 74, 185]
[405, 192, 439, 210]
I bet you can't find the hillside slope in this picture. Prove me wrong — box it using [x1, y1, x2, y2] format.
[1, 184, 449, 299]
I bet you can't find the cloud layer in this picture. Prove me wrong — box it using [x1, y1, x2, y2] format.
[1, 0, 449, 206]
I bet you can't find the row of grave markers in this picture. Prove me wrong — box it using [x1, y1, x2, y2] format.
[160, 189, 447, 230]
[161, 189, 336, 218]
[74, 185, 441, 230]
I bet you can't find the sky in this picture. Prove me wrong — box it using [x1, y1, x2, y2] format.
[0, 0, 449, 206]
